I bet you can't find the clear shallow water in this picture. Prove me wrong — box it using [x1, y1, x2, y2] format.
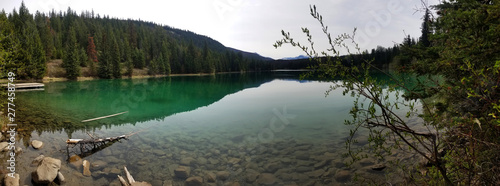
[7, 72, 420, 185]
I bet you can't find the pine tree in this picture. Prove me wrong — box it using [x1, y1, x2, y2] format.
[160, 41, 171, 75]
[123, 39, 133, 77]
[78, 47, 87, 67]
[63, 26, 80, 80]
[30, 27, 46, 79]
[110, 32, 121, 78]
[132, 48, 145, 69]
[148, 57, 158, 75]
[0, 10, 17, 78]
[35, 11, 53, 59]
[97, 30, 112, 79]
[9, 2, 46, 79]
[419, 9, 431, 47]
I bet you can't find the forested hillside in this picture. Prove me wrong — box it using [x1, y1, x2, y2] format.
[0, 2, 272, 80]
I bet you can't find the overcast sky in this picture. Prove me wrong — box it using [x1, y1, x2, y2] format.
[1, 0, 439, 59]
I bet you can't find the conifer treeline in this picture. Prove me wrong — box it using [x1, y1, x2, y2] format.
[0, 2, 271, 80]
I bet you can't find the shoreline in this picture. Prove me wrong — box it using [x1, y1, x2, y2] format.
[0, 71, 247, 84]
[1, 70, 307, 83]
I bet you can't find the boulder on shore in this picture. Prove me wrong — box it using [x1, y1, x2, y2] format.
[4, 173, 19, 186]
[0, 142, 9, 152]
[32, 157, 61, 184]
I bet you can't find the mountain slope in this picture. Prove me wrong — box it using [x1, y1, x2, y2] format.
[163, 26, 272, 61]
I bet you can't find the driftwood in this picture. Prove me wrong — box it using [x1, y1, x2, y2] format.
[66, 134, 129, 160]
[66, 135, 127, 145]
[66, 111, 152, 161]
[81, 111, 128, 122]
[118, 166, 151, 186]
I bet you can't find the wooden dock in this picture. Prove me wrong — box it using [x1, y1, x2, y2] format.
[2, 83, 44, 90]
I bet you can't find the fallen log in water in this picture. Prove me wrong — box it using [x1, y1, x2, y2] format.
[81, 111, 128, 122]
[66, 135, 127, 144]
[66, 134, 129, 159]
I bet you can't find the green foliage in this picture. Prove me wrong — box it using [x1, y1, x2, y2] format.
[132, 47, 145, 69]
[63, 26, 80, 80]
[415, 1, 500, 183]
[110, 33, 121, 78]
[97, 29, 112, 79]
[275, 4, 454, 185]
[78, 47, 87, 67]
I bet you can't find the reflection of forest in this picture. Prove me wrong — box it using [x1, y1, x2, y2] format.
[14, 72, 292, 142]
[13, 71, 418, 146]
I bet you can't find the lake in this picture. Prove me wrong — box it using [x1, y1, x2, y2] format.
[8, 71, 420, 185]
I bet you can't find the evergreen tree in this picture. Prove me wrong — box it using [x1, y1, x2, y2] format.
[63, 26, 80, 80]
[35, 11, 54, 59]
[97, 30, 112, 79]
[78, 47, 87, 67]
[110, 33, 121, 78]
[148, 57, 158, 75]
[0, 10, 17, 78]
[29, 24, 47, 79]
[160, 41, 171, 75]
[132, 47, 145, 69]
[419, 9, 431, 47]
[123, 39, 133, 77]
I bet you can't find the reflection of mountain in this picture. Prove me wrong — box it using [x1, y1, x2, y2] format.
[16, 72, 301, 136]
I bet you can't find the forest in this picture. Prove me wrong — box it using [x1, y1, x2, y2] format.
[0, 2, 418, 81]
[0, 2, 273, 80]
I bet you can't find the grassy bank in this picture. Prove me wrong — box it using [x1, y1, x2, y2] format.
[37, 59, 226, 83]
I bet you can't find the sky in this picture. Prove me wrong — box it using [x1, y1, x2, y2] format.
[1, 0, 439, 59]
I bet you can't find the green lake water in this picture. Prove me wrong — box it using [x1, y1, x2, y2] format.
[6, 71, 421, 185]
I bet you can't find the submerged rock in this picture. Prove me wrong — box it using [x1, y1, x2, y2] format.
[244, 169, 259, 183]
[205, 172, 216, 182]
[216, 171, 230, 181]
[68, 155, 83, 170]
[314, 160, 329, 169]
[32, 157, 61, 184]
[185, 176, 203, 186]
[224, 182, 241, 186]
[55, 171, 65, 184]
[306, 169, 325, 178]
[180, 157, 196, 166]
[256, 173, 277, 185]
[371, 164, 386, 171]
[83, 160, 91, 176]
[174, 166, 190, 179]
[334, 170, 351, 182]
[31, 140, 44, 149]
[91, 160, 108, 170]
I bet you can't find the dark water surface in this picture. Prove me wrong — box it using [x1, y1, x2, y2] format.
[6, 71, 420, 185]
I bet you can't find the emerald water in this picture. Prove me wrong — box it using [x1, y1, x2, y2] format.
[8, 71, 420, 185]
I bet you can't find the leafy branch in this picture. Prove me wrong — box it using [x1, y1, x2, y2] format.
[274, 5, 452, 185]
